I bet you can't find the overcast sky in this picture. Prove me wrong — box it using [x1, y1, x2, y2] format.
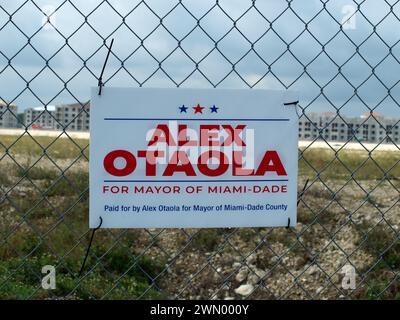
[0, 0, 399, 116]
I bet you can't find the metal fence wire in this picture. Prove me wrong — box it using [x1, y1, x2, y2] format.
[0, 0, 399, 300]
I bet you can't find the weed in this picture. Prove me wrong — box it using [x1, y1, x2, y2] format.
[0, 135, 89, 160]
[299, 149, 400, 180]
[355, 271, 400, 300]
[191, 229, 222, 252]
[43, 171, 88, 197]
[17, 166, 58, 181]
[356, 222, 400, 270]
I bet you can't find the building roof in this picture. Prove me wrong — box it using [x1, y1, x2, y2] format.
[320, 111, 337, 116]
[0, 100, 17, 107]
[31, 105, 56, 112]
[361, 112, 383, 119]
[58, 101, 90, 109]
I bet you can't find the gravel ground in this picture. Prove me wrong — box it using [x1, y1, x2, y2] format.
[0, 138, 398, 299]
[127, 178, 399, 299]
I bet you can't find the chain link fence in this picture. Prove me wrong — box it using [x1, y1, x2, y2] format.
[0, 0, 399, 299]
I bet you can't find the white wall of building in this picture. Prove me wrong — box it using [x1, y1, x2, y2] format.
[16, 104, 400, 144]
[0, 102, 19, 128]
[24, 105, 56, 129]
[299, 112, 400, 144]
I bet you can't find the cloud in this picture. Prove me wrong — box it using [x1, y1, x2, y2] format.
[0, 0, 399, 117]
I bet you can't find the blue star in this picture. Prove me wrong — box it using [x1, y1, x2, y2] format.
[179, 105, 188, 113]
[210, 105, 219, 113]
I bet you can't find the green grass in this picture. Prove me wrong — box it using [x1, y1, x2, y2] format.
[0, 168, 13, 186]
[0, 143, 166, 299]
[238, 228, 258, 243]
[0, 220, 166, 299]
[0, 135, 89, 160]
[356, 223, 400, 270]
[0, 252, 165, 299]
[353, 222, 400, 300]
[189, 229, 222, 252]
[355, 271, 400, 300]
[299, 149, 400, 180]
[43, 171, 89, 197]
[17, 166, 59, 181]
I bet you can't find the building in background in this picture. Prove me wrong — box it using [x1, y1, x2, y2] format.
[0, 101, 19, 128]
[23, 102, 90, 131]
[24, 105, 56, 129]
[55, 101, 90, 131]
[8, 103, 400, 144]
[299, 112, 400, 144]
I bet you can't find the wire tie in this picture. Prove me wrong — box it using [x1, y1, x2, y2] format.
[98, 38, 114, 96]
[78, 216, 103, 278]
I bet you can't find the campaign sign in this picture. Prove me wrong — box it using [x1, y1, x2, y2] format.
[90, 88, 298, 228]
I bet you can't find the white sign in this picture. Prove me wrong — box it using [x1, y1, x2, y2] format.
[90, 87, 298, 228]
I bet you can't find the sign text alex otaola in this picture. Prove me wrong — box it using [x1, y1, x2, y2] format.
[89, 87, 298, 228]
